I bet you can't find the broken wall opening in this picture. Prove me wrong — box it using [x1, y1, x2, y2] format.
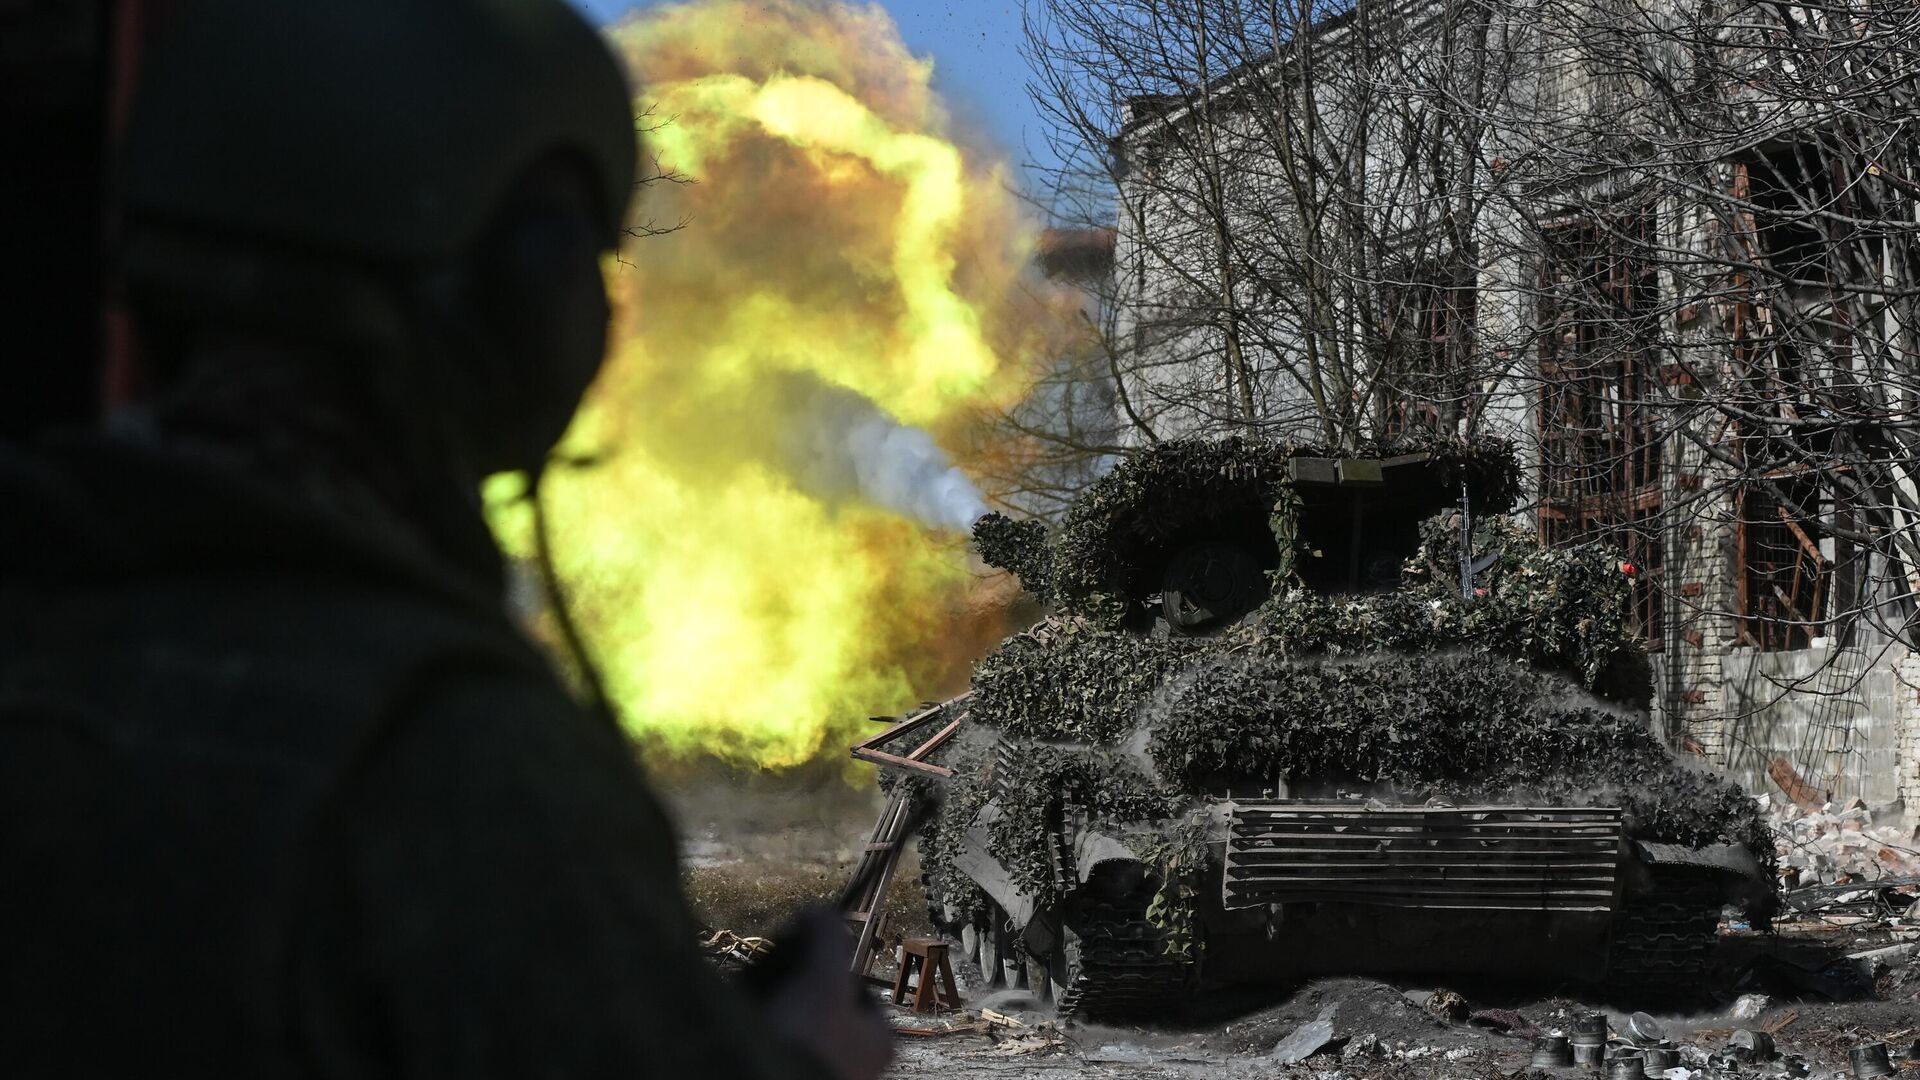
[1536, 208, 1666, 648]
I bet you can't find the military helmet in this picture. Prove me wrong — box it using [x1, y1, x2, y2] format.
[122, 0, 637, 264]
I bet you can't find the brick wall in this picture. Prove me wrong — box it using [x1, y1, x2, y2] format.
[1650, 436, 1920, 829]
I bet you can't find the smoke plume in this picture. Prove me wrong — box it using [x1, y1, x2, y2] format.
[486, 0, 1074, 766]
[783, 374, 989, 532]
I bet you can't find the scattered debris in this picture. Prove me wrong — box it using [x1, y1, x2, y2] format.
[893, 1020, 990, 1038]
[1342, 1033, 1383, 1062]
[1572, 1011, 1610, 1066]
[1848, 941, 1920, 979]
[1850, 1041, 1896, 1079]
[1531, 1035, 1573, 1068]
[1630, 1011, 1670, 1045]
[1609, 1053, 1646, 1080]
[697, 927, 773, 971]
[1731, 993, 1771, 1022]
[983, 1027, 1066, 1057]
[1773, 800, 1920, 885]
[1643, 1047, 1680, 1073]
[1469, 1008, 1534, 1037]
[1271, 1018, 1340, 1065]
[1726, 1028, 1776, 1062]
[979, 1008, 1027, 1030]
[1425, 989, 1469, 1023]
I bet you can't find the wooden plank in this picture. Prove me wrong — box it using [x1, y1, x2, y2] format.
[905, 714, 965, 762]
[847, 791, 910, 977]
[850, 747, 954, 779]
[851, 694, 970, 780]
[851, 703, 945, 754]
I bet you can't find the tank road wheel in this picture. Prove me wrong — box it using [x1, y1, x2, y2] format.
[1033, 926, 1076, 1004]
[974, 903, 1016, 988]
[959, 922, 981, 966]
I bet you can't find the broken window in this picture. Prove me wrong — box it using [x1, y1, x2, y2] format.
[1736, 476, 1849, 650]
[1722, 147, 1889, 650]
[1537, 210, 1665, 647]
[1376, 267, 1476, 438]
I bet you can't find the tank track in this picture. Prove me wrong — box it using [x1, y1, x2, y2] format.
[1055, 888, 1196, 1021]
[1606, 869, 1726, 999]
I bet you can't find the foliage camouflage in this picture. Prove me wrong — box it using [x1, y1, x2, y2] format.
[983, 435, 1523, 627]
[970, 512, 1054, 605]
[984, 744, 1183, 904]
[924, 437, 1772, 943]
[1152, 651, 1771, 859]
[890, 769, 994, 926]
[1239, 517, 1640, 685]
[970, 618, 1202, 743]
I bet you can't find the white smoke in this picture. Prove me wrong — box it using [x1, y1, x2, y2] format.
[782, 374, 988, 531]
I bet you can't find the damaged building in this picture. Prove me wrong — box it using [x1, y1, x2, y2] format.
[1068, 0, 1920, 838]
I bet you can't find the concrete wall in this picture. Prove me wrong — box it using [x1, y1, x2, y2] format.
[1713, 648, 1905, 808]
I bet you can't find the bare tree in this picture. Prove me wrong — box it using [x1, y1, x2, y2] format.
[1481, 0, 1920, 725]
[1023, 0, 1532, 448]
[1021, 0, 1920, 793]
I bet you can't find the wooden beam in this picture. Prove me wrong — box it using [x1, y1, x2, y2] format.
[905, 715, 965, 763]
[850, 747, 954, 779]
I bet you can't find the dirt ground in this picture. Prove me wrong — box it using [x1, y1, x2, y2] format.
[661, 773, 1920, 1080]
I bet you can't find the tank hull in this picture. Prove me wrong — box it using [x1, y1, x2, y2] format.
[955, 798, 1751, 1017]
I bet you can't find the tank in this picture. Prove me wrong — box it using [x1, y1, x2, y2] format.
[874, 436, 1776, 1020]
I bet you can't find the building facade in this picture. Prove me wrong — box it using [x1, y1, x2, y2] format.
[1094, 0, 1920, 825]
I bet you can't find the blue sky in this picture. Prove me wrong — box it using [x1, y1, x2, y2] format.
[571, 1, 1048, 176]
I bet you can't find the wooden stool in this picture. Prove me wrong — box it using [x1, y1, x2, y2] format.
[890, 937, 961, 1013]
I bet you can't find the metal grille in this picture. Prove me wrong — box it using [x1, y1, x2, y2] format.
[1223, 803, 1624, 912]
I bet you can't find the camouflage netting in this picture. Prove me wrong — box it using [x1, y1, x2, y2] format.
[1152, 650, 1773, 860]
[983, 435, 1522, 626]
[971, 512, 1053, 605]
[923, 436, 1773, 926]
[929, 644, 1773, 908]
[971, 619, 1202, 743]
[1240, 516, 1641, 686]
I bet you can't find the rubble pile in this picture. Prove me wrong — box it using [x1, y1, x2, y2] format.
[1773, 800, 1920, 885]
[1209, 982, 1920, 1080]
